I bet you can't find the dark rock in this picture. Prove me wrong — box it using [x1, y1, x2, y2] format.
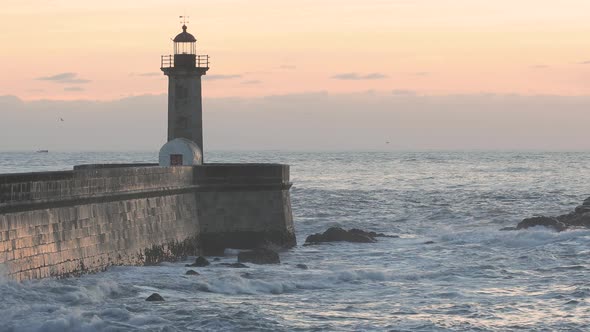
[349, 228, 399, 238]
[295, 264, 308, 270]
[305, 227, 377, 244]
[423, 241, 435, 244]
[237, 248, 280, 264]
[185, 270, 200, 275]
[241, 272, 254, 279]
[499, 227, 517, 231]
[146, 293, 165, 301]
[512, 197, 590, 231]
[556, 212, 576, 224]
[219, 262, 249, 268]
[517, 216, 568, 232]
[213, 257, 221, 262]
[187, 256, 210, 267]
[558, 212, 590, 227]
[575, 205, 590, 214]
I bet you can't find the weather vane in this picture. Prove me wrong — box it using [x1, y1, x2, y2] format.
[179, 15, 190, 26]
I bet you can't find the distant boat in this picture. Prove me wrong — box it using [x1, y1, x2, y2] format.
[36, 150, 49, 153]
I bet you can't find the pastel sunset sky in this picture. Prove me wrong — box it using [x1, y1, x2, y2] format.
[1, 0, 589, 151]
[2, 0, 589, 100]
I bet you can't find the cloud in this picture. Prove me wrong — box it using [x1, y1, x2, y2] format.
[391, 89, 417, 96]
[279, 65, 297, 70]
[1, 92, 590, 151]
[130, 72, 161, 77]
[64, 86, 84, 92]
[331, 72, 388, 80]
[411, 72, 430, 76]
[36, 72, 91, 84]
[241, 80, 261, 85]
[37, 72, 76, 81]
[578, 61, 590, 65]
[531, 65, 549, 69]
[204, 74, 242, 80]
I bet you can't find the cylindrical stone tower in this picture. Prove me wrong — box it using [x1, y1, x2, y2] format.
[161, 24, 209, 156]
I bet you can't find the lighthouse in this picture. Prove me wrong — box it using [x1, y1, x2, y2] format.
[159, 24, 209, 166]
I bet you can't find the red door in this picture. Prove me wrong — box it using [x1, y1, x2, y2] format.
[170, 154, 183, 166]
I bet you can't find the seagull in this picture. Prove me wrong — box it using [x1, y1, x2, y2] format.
[58, 117, 64, 122]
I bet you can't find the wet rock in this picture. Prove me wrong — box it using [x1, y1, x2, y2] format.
[241, 272, 254, 279]
[185, 270, 200, 276]
[295, 264, 308, 270]
[213, 257, 221, 262]
[350, 228, 399, 238]
[499, 227, 517, 231]
[515, 197, 590, 230]
[305, 227, 377, 244]
[219, 262, 249, 268]
[558, 212, 590, 228]
[146, 293, 165, 302]
[423, 241, 435, 245]
[237, 248, 280, 264]
[517, 216, 567, 232]
[575, 205, 590, 214]
[186, 256, 210, 267]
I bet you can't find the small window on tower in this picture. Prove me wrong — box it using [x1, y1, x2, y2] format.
[170, 154, 183, 166]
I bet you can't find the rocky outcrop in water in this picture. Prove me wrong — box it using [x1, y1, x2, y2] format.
[304, 227, 397, 245]
[146, 293, 165, 301]
[185, 256, 210, 267]
[517, 216, 568, 232]
[185, 270, 200, 275]
[237, 248, 280, 264]
[514, 197, 590, 232]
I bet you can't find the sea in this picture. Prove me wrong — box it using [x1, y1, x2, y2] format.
[1, 151, 589, 331]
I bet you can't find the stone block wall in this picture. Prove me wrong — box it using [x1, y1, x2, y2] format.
[0, 163, 295, 281]
[0, 164, 191, 205]
[192, 164, 295, 253]
[0, 166, 200, 281]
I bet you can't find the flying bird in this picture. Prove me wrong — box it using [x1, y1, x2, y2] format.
[58, 117, 64, 122]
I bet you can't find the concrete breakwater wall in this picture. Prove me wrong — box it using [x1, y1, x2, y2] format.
[0, 164, 294, 281]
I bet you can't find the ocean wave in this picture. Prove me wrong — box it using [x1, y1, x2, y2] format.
[436, 227, 590, 248]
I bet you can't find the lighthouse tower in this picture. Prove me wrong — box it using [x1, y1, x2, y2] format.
[159, 24, 209, 166]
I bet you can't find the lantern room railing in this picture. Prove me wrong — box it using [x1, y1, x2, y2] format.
[161, 55, 210, 69]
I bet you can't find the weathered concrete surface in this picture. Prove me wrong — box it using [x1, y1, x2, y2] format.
[193, 164, 296, 254]
[0, 163, 295, 281]
[162, 67, 208, 151]
[0, 166, 200, 281]
[159, 138, 203, 166]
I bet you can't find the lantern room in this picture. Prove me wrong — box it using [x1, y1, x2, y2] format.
[173, 25, 197, 68]
[161, 24, 209, 70]
[174, 25, 196, 54]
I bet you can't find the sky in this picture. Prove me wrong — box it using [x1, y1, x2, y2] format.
[1, 0, 589, 151]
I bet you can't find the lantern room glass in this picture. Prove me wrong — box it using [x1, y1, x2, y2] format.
[174, 42, 196, 55]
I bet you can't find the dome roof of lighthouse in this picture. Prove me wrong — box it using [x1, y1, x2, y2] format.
[173, 25, 196, 43]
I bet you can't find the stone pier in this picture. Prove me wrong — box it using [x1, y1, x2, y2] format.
[0, 163, 295, 281]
